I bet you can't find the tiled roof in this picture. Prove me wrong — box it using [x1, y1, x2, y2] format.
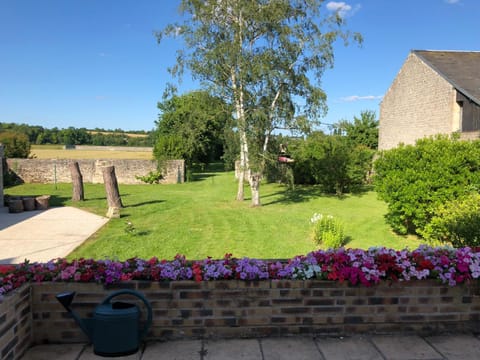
[413, 50, 480, 105]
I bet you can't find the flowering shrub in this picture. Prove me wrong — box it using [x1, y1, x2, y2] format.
[310, 213, 346, 249]
[1, 246, 480, 300]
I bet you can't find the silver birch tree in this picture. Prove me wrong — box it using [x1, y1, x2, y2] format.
[157, 0, 361, 206]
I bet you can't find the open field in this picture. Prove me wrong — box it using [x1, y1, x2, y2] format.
[4, 170, 422, 260]
[30, 144, 153, 160]
[87, 130, 149, 138]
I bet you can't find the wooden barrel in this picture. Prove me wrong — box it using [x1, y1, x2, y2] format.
[22, 197, 36, 211]
[8, 199, 24, 213]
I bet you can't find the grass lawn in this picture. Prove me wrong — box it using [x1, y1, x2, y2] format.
[4, 170, 423, 260]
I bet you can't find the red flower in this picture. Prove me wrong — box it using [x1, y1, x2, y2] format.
[0, 265, 15, 274]
[192, 263, 203, 282]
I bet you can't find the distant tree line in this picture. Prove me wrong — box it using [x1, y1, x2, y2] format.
[0, 122, 154, 147]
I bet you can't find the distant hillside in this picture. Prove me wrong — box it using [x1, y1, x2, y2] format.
[0, 122, 153, 147]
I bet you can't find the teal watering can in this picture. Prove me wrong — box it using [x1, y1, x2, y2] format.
[56, 289, 152, 357]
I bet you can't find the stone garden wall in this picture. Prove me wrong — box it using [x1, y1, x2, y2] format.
[6, 159, 184, 185]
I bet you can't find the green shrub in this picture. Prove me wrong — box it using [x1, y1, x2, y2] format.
[291, 132, 374, 194]
[420, 193, 480, 247]
[0, 131, 31, 158]
[374, 135, 480, 235]
[135, 170, 163, 184]
[310, 213, 346, 249]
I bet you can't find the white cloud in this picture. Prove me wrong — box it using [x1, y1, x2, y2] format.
[340, 95, 384, 102]
[326, 1, 361, 17]
[445, 0, 460, 4]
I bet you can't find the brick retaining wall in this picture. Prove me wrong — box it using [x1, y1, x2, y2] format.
[2, 280, 480, 359]
[0, 285, 32, 360]
[6, 159, 184, 185]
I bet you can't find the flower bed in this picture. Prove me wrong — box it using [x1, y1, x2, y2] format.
[2, 246, 480, 299]
[2, 246, 480, 355]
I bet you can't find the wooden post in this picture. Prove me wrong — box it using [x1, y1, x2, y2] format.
[70, 161, 84, 201]
[102, 165, 123, 217]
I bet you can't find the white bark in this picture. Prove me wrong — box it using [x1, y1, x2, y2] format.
[250, 173, 261, 207]
[231, 69, 249, 201]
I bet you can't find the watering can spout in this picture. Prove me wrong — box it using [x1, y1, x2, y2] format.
[55, 291, 93, 341]
[56, 291, 76, 311]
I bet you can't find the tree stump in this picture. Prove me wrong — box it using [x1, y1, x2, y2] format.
[35, 195, 50, 210]
[102, 165, 123, 217]
[250, 173, 261, 207]
[70, 161, 84, 201]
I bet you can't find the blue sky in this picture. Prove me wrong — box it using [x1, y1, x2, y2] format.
[1, 0, 479, 132]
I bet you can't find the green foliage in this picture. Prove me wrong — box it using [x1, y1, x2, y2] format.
[153, 134, 185, 162]
[334, 110, 379, 150]
[124, 219, 136, 236]
[420, 193, 480, 247]
[221, 127, 240, 171]
[0, 122, 153, 147]
[310, 213, 346, 249]
[0, 131, 31, 158]
[374, 136, 480, 235]
[154, 91, 232, 167]
[158, 0, 362, 203]
[135, 171, 163, 184]
[290, 132, 374, 194]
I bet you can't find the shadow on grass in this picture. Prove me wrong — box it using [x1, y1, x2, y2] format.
[262, 186, 327, 205]
[126, 200, 164, 208]
[263, 185, 371, 206]
[187, 162, 226, 182]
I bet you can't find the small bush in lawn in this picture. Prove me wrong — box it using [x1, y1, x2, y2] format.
[310, 213, 346, 249]
[135, 170, 163, 184]
[420, 193, 480, 248]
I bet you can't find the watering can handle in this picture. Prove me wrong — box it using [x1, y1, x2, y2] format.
[101, 289, 153, 340]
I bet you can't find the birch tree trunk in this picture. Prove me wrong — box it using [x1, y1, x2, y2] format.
[70, 161, 84, 201]
[232, 67, 250, 202]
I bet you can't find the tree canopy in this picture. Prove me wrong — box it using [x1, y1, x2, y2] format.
[334, 110, 378, 150]
[158, 0, 362, 205]
[154, 90, 233, 168]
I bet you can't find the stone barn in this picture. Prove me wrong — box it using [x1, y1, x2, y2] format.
[379, 50, 480, 150]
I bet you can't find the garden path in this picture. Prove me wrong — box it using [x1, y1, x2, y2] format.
[0, 206, 108, 264]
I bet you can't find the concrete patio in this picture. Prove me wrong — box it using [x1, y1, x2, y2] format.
[22, 334, 480, 359]
[0, 206, 108, 264]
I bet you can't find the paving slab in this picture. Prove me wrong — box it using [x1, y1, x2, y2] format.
[425, 334, 480, 360]
[0, 206, 108, 264]
[261, 337, 322, 360]
[142, 340, 203, 360]
[316, 336, 383, 360]
[20, 334, 480, 360]
[371, 335, 443, 360]
[21, 343, 85, 359]
[203, 339, 262, 359]
[79, 345, 142, 359]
